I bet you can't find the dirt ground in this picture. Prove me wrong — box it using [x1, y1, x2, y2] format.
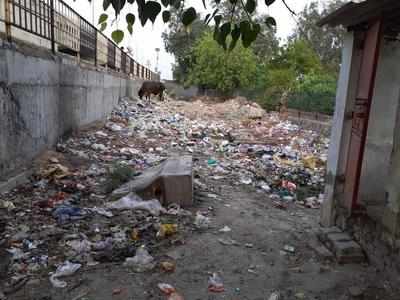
[3, 97, 400, 300]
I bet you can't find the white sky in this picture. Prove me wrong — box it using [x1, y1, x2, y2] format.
[65, 0, 317, 79]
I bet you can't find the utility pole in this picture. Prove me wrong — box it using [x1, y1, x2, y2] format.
[155, 47, 160, 74]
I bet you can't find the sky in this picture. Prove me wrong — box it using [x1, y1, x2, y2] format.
[65, 0, 317, 80]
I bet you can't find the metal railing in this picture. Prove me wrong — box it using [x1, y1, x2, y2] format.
[2, 0, 160, 81]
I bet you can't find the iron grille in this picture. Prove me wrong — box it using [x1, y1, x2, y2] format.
[107, 39, 115, 69]
[10, 0, 52, 40]
[79, 17, 96, 62]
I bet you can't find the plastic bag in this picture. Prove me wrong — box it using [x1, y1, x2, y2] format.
[107, 193, 166, 216]
[268, 291, 281, 300]
[49, 261, 81, 288]
[124, 246, 155, 272]
[158, 283, 184, 300]
[157, 224, 178, 238]
[158, 283, 176, 294]
[52, 205, 84, 224]
[67, 239, 91, 254]
[168, 293, 184, 300]
[208, 273, 224, 293]
[194, 212, 210, 229]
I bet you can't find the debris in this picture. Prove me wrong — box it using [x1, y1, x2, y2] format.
[123, 246, 155, 272]
[302, 155, 324, 169]
[0, 95, 330, 294]
[207, 159, 217, 166]
[107, 193, 166, 216]
[87, 207, 113, 218]
[160, 261, 176, 272]
[157, 224, 178, 238]
[240, 177, 253, 185]
[282, 180, 297, 192]
[49, 261, 81, 288]
[208, 273, 224, 293]
[268, 291, 281, 300]
[167, 293, 184, 300]
[158, 283, 176, 294]
[52, 205, 85, 224]
[295, 292, 306, 299]
[283, 245, 296, 253]
[0, 200, 15, 210]
[67, 239, 91, 254]
[158, 283, 184, 300]
[40, 163, 71, 180]
[218, 226, 232, 233]
[272, 201, 288, 210]
[194, 212, 210, 229]
[218, 238, 239, 246]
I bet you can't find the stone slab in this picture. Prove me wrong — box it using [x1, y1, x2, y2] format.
[308, 238, 335, 261]
[317, 227, 365, 264]
[112, 156, 193, 207]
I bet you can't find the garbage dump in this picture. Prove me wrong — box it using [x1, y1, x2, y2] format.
[0, 95, 329, 297]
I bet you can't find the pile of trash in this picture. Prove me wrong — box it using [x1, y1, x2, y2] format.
[0, 95, 328, 296]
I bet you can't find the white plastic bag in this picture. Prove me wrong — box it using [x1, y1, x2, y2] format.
[194, 212, 210, 229]
[49, 261, 81, 288]
[107, 193, 166, 216]
[123, 246, 155, 272]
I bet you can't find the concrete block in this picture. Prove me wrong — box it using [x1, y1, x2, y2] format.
[308, 238, 335, 261]
[317, 226, 342, 243]
[318, 227, 365, 263]
[332, 240, 365, 264]
[112, 156, 194, 207]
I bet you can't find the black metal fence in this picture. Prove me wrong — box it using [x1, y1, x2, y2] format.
[3, 0, 159, 81]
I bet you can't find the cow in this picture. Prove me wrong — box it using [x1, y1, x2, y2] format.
[138, 81, 166, 102]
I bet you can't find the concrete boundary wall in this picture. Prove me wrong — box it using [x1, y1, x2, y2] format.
[0, 42, 142, 179]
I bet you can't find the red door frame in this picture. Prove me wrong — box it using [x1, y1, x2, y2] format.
[343, 19, 383, 212]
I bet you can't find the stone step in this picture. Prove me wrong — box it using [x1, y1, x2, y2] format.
[318, 227, 365, 264]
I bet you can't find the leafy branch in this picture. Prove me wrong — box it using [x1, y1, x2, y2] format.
[95, 0, 294, 48]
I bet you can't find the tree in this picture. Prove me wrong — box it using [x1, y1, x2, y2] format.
[290, 0, 346, 73]
[288, 72, 337, 115]
[162, 8, 208, 82]
[211, 0, 255, 23]
[96, 0, 288, 49]
[188, 32, 257, 94]
[251, 14, 279, 59]
[259, 39, 323, 111]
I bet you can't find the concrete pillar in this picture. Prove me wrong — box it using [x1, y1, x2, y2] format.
[321, 32, 361, 227]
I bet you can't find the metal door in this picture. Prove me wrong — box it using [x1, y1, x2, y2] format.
[343, 20, 382, 212]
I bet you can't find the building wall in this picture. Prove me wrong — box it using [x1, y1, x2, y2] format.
[321, 32, 363, 226]
[359, 40, 400, 206]
[0, 42, 142, 179]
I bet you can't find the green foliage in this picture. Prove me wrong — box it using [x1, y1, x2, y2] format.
[257, 39, 330, 113]
[278, 40, 323, 76]
[287, 73, 337, 115]
[162, 8, 209, 82]
[187, 32, 257, 94]
[105, 163, 135, 193]
[290, 0, 346, 74]
[111, 30, 124, 44]
[95, 0, 282, 47]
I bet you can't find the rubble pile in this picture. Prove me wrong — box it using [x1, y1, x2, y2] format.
[0, 96, 328, 296]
